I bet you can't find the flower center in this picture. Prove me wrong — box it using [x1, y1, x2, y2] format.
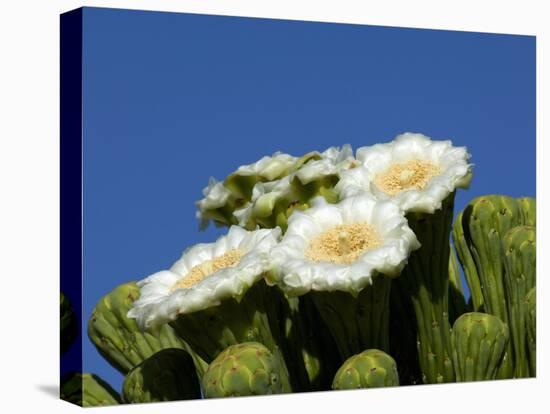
[171, 249, 243, 290]
[374, 159, 440, 195]
[306, 223, 381, 264]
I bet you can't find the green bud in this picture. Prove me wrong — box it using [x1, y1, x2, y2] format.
[332, 349, 399, 390]
[451, 312, 509, 381]
[202, 342, 286, 398]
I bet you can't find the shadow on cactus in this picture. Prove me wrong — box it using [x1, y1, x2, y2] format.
[123, 348, 201, 403]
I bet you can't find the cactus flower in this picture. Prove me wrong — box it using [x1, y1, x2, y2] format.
[336, 132, 472, 212]
[337, 132, 473, 384]
[195, 177, 236, 229]
[269, 194, 419, 296]
[128, 226, 280, 329]
[234, 145, 356, 231]
[268, 194, 419, 360]
[128, 226, 297, 390]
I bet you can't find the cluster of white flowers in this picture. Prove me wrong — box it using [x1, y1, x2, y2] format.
[129, 132, 472, 329]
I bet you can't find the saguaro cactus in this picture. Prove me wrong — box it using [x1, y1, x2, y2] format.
[452, 195, 523, 378]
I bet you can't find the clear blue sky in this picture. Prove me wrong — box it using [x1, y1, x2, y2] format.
[80, 7, 535, 392]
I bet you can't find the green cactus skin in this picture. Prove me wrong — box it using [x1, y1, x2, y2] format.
[389, 279, 422, 385]
[60, 292, 77, 355]
[525, 288, 536, 376]
[60, 372, 121, 407]
[448, 246, 469, 325]
[451, 312, 509, 382]
[452, 195, 525, 379]
[332, 349, 399, 390]
[202, 342, 288, 398]
[310, 274, 392, 362]
[452, 208, 484, 312]
[393, 193, 456, 384]
[282, 295, 342, 392]
[502, 225, 536, 378]
[122, 348, 201, 403]
[517, 197, 536, 227]
[88, 281, 207, 377]
[169, 280, 292, 393]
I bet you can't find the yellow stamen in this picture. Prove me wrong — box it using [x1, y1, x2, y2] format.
[171, 249, 243, 291]
[374, 159, 440, 195]
[306, 223, 381, 264]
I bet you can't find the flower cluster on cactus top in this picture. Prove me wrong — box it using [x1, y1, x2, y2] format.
[129, 132, 473, 329]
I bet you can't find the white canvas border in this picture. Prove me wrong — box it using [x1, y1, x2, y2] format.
[0, 1, 546, 412]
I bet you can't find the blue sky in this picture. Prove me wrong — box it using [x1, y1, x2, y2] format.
[79, 7, 535, 392]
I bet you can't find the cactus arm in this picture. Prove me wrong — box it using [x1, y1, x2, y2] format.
[453, 195, 523, 379]
[87, 281, 199, 376]
[393, 193, 456, 383]
[503, 226, 536, 378]
[448, 245, 468, 324]
[452, 210, 484, 311]
[517, 197, 536, 227]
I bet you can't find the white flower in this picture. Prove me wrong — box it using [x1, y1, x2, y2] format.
[128, 226, 281, 329]
[268, 195, 420, 296]
[335, 132, 472, 213]
[233, 152, 297, 182]
[293, 144, 357, 185]
[233, 145, 357, 228]
[195, 177, 234, 228]
[233, 177, 290, 228]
